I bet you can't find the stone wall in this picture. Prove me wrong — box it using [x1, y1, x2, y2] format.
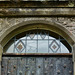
[0, 1, 75, 75]
[0, 17, 75, 47]
[0, 17, 75, 37]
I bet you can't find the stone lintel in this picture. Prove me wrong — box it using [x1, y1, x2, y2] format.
[0, 1, 73, 8]
[0, 8, 75, 17]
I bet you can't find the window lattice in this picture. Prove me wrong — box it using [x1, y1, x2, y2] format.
[6, 30, 71, 53]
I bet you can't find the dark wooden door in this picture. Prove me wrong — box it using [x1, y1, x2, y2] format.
[1, 53, 73, 75]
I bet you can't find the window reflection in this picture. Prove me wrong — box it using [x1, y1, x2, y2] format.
[38, 40, 48, 53]
[26, 40, 37, 53]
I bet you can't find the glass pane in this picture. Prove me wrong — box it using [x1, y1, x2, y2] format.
[5, 30, 71, 53]
[29, 33, 35, 39]
[61, 43, 69, 53]
[49, 40, 60, 53]
[15, 40, 25, 53]
[49, 36, 55, 39]
[40, 31, 46, 39]
[26, 40, 37, 53]
[38, 40, 48, 53]
[27, 34, 37, 40]
[6, 43, 14, 53]
[19, 36, 26, 40]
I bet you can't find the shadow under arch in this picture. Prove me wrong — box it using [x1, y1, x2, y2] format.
[0, 20, 75, 52]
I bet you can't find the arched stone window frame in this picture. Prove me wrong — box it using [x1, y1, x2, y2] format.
[4, 29, 72, 53]
[0, 20, 75, 75]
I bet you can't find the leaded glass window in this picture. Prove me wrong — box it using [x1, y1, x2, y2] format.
[4, 30, 72, 53]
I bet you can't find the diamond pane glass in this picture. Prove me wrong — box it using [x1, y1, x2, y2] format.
[29, 33, 35, 39]
[40, 32, 46, 39]
[49, 40, 60, 53]
[15, 40, 25, 53]
[5, 30, 71, 53]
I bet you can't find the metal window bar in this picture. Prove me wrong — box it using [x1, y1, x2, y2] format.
[13, 30, 70, 53]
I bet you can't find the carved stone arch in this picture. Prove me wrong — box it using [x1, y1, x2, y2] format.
[0, 20, 75, 47]
[0, 19, 75, 58]
[0, 19, 75, 75]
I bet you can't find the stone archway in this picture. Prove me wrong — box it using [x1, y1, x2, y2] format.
[0, 18, 75, 75]
[1, 19, 75, 47]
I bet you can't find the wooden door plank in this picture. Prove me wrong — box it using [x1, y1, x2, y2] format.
[43, 57, 49, 75]
[7, 57, 12, 75]
[49, 57, 57, 75]
[1, 57, 8, 75]
[22, 57, 26, 75]
[61, 57, 73, 75]
[1, 56, 73, 75]
[36, 57, 44, 75]
[55, 57, 62, 75]
[29, 57, 36, 75]
[10, 57, 17, 75]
